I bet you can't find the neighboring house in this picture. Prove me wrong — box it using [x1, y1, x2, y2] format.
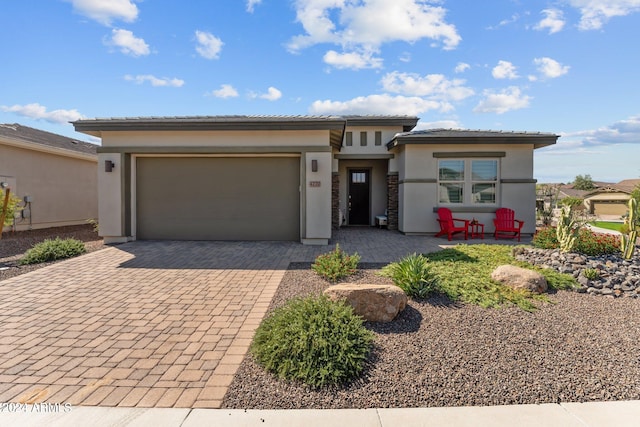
[0, 123, 98, 231]
[72, 116, 557, 244]
[556, 179, 640, 217]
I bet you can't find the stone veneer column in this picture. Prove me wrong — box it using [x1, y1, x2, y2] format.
[387, 173, 398, 230]
[332, 172, 340, 229]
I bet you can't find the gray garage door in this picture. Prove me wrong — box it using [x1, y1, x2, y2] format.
[136, 157, 300, 241]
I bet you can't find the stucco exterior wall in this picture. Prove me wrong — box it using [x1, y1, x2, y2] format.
[341, 126, 402, 156]
[0, 144, 97, 231]
[395, 143, 537, 234]
[97, 129, 334, 244]
[101, 130, 330, 148]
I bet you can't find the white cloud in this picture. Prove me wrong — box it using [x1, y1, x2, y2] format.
[1, 103, 84, 124]
[492, 60, 519, 80]
[487, 12, 527, 30]
[380, 71, 474, 102]
[195, 30, 223, 60]
[247, 0, 262, 13]
[107, 28, 150, 57]
[473, 86, 531, 114]
[250, 87, 282, 101]
[569, 0, 640, 30]
[534, 57, 570, 78]
[399, 52, 412, 63]
[323, 50, 383, 69]
[211, 84, 239, 98]
[65, 0, 138, 26]
[454, 62, 470, 73]
[534, 8, 565, 34]
[310, 94, 441, 116]
[563, 114, 640, 145]
[288, 0, 461, 68]
[413, 119, 462, 131]
[124, 75, 185, 87]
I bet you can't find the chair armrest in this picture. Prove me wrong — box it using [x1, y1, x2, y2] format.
[515, 220, 524, 229]
[452, 218, 470, 226]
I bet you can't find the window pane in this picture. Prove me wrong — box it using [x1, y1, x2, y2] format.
[439, 160, 464, 180]
[346, 132, 353, 146]
[375, 131, 382, 146]
[352, 172, 366, 183]
[472, 183, 496, 204]
[472, 160, 497, 181]
[439, 183, 463, 203]
[360, 131, 367, 146]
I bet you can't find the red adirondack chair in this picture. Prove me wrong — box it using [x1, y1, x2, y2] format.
[436, 208, 469, 241]
[493, 208, 524, 241]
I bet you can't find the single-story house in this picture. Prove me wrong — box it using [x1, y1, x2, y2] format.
[72, 116, 557, 244]
[555, 179, 640, 217]
[0, 123, 98, 231]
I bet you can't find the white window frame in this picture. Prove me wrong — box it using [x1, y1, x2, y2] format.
[438, 158, 499, 205]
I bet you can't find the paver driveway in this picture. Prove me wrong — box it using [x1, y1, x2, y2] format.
[0, 229, 526, 409]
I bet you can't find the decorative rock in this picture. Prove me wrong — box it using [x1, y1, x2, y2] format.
[323, 283, 407, 323]
[490, 265, 548, 294]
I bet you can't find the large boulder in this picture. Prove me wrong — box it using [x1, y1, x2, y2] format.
[491, 265, 548, 294]
[323, 283, 407, 322]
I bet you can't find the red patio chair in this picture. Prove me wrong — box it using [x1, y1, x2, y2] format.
[493, 208, 524, 241]
[435, 208, 469, 241]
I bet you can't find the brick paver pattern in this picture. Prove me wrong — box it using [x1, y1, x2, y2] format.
[0, 229, 528, 408]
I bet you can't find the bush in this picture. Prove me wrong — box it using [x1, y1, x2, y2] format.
[532, 227, 620, 256]
[380, 253, 438, 298]
[311, 244, 360, 282]
[582, 268, 600, 280]
[251, 295, 374, 388]
[20, 238, 86, 265]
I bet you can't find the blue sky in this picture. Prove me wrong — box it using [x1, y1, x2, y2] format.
[1, 0, 639, 183]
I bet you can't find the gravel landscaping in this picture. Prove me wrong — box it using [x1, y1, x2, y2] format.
[223, 261, 640, 409]
[0, 224, 104, 282]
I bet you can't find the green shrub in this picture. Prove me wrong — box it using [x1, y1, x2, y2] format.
[0, 189, 22, 227]
[251, 295, 374, 388]
[20, 238, 86, 265]
[533, 227, 620, 256]
[582, 268, 600, 280]
[311, 244, 360, 282]
[380, 253, 438, 298]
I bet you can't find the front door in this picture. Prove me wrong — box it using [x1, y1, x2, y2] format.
[348, 169, 370, 225]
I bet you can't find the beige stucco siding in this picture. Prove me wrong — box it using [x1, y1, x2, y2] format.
[100, 130, 330, 148]
[0, 144, 97, 230]
[395, 144, 536, 234]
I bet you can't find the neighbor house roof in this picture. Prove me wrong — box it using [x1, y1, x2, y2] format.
[0, 123, 98, 160]
[615, 179, 640, 193]
[386, 128, 558, 150]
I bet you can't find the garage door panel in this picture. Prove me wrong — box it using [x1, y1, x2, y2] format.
[136, 157, 300, 241]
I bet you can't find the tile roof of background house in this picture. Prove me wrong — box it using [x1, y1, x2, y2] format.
[0, 123, 98, 156]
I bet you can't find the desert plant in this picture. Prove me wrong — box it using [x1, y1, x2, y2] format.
[0, 189, 22, 227]
[311, 244, 360, 282]
[582, 268, 600, 280]
[379, 253, 438, 298]
[620, 198, 639, 259]
[533, 227, 619, 256]
[20, 238, 86, 265]
[251, 295, 374, 388]
[556, 206, 580, 253]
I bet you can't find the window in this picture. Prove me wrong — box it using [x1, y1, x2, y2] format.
[360, 131, 367, 146]
[346, 132, 353, 146]
[352, 172, 367, 183]
[438, 159, 498, 204]
[375, 131, 382, 146]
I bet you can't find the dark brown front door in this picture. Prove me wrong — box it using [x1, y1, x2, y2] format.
[348, 169, 370, 225]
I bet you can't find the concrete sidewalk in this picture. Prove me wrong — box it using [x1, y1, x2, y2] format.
[1, 400, 638, 426]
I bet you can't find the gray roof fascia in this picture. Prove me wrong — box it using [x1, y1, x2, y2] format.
[72, 116, 347, 137]
[343, 116, 419, 132]
[386, 130, 559, 150]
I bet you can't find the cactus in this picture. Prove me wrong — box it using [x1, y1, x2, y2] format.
[556, 206, 579, 253]
[620, 198, 639, 259]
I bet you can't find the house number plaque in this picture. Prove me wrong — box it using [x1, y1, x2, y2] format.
[309, 181, 321, 187]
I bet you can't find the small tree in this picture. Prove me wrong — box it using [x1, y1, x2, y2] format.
[620, 198, 639, 259]
[0, 189, 22, 227]
[573, 174, 595, 190]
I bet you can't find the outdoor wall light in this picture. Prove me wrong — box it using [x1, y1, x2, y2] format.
[311, 159, 318, 172]
[105, 160, 115, 173]
[0, 182, 8, 189]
